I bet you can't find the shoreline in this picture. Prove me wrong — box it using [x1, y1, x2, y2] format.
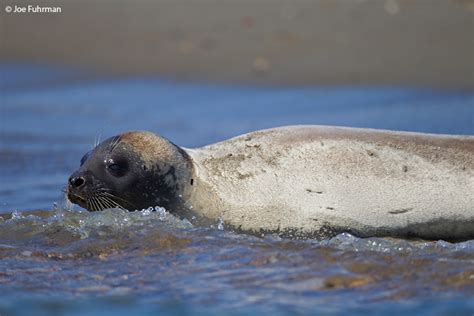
[1, 0, 473, 88]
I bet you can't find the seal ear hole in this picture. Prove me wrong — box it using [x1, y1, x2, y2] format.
[190, 178, 194, 186]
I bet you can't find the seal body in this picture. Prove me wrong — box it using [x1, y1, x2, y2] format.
[68, 125, 474, 240]
[185, 126, 474, 240]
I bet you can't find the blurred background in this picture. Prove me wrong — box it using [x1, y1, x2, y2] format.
[1, 0, 474, 87]
[0, 0, 473, 212]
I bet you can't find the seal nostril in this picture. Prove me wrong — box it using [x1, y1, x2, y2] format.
[70, 176, 85, 188]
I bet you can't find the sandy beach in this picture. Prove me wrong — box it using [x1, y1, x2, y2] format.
[1, 0, 473, 88]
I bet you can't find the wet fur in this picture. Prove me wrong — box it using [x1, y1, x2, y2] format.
[68, 126, 474, 241]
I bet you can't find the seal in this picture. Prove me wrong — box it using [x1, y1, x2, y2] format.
[67, 125, 474, 241]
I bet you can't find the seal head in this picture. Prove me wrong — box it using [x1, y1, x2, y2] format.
[67, 131, 193, 212]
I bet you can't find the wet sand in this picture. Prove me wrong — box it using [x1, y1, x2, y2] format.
[1, 0, 473, 88]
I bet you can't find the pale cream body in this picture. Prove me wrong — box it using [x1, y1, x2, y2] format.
[182, 125, 474, 240]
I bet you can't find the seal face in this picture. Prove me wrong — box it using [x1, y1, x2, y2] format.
[67, 132, 192, 212]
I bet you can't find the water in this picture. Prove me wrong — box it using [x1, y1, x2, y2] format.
[1, 64, 473, 315]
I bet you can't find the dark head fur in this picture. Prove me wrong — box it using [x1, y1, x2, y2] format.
[67, 131, 193, 212]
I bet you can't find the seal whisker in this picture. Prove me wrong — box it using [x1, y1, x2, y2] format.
[93, 133, 102, 149]
[100, 196, 125, 210]
[89, 198, 97, 212]
[95, 196, 108, 211]
[104, 200, 120, 210]
[85, 199, 94, 212]
[108, 135, 121, 153]
[98, 194, 128, 210]
[99, 192, 136, 209]
[96, 194, 119, 209]
[95, 198, 105, 211]
[100, 198, 114, 211]
[91, 197, 101, 212]
[91, 201, 97, 212]
[96, 196, 108, 211]
[95, 195, 111, 208]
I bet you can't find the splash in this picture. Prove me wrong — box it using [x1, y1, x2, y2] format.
[315, 232, 474, 253]
[217, 217, 225, 230]
[0, 204, 193, 242]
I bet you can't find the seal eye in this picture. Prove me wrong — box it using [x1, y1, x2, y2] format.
[106, 162, 127, 177]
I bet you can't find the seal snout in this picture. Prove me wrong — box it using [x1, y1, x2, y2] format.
[68, 170, 89, 192]
[69, 175, 86, 189]
[67, 171, 94, 209]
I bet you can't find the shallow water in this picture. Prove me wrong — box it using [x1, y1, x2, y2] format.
[0, 64, 473, 315]
[1, 208, 474, 315]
